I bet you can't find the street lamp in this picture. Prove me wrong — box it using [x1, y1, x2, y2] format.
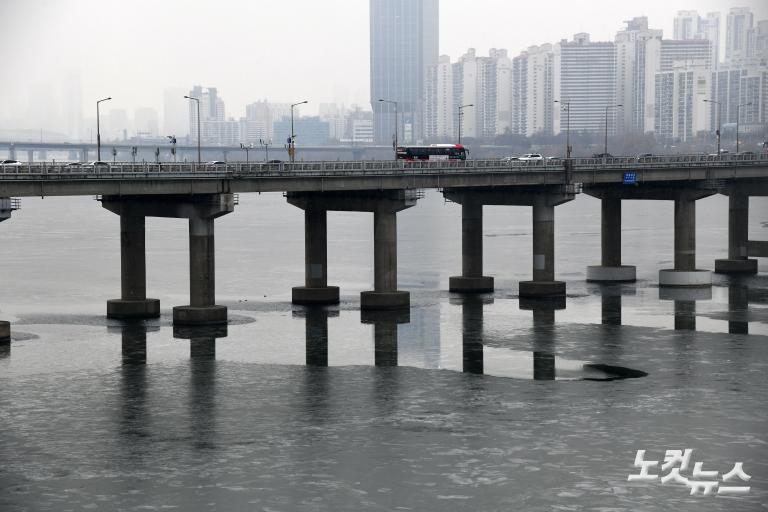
[259, 138, 273, 163]
[703, 99, 722, 155]
[378, 98, 398, 157]
[96, 97, 112, 161]
[289, 100, 308, 163]
[736, 102, 752, 154]
[184, 95, 201, 164]
[240, 142, 253, 164]
[603, 104, 622, 156]
[167, 135, 177, 162]
[554, 100, 571, 158]
[457, 103, 474, 145]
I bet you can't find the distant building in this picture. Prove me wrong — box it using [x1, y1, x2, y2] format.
[726, 7, 754, 63]
[654, 60, 712, 141]
[370, 0, 438, 144]
[273, 117, 330, 147]
[712, 61, 768, 133]
[511, 45, 555, 136]
[555, 33, 617, 134]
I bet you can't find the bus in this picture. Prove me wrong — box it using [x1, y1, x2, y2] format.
[396, 144, 467, 161]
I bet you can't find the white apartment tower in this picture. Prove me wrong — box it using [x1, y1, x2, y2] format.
[512, 44, 555, 136]
[726, 7, 754, 63]
[654, 60, 712, 141]
[555, 34, 617, 134]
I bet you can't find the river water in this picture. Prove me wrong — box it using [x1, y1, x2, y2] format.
[1, 190, 767, 511]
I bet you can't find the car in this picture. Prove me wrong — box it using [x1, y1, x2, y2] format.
[85, 160, 110, 167]
[267, 159, 283, 164]
[1, 159, 22, 166]
[206, 160, 227, 165]
[66, 162, 83, 167]
[518, 153, 544, 161]
[592, 153, 614, 159]
[501, 156, 519, 162]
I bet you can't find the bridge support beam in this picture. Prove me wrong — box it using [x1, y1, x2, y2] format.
[361, 207, 410, 310]
[586, 198, 636, 282]
[173, 216, 228, 325]
[102, 194, 234, 325]
[287, 190, 417, 310]
[659, 195, 711, 287]
[292, 208, 339, 305]
[715, 189, 757, 274]
[107, 214, 160, 319]
[449, 201, 494, 293]
[519, 198, 566, 297]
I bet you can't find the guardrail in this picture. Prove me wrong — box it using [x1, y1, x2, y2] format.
[0, 154, 767, 180]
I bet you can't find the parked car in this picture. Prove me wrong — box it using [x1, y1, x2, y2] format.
[1, 159, 22, 166]
[518, 153, 544, 161]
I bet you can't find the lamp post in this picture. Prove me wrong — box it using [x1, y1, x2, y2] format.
[703, 99, 722, 155]
[184, 95, 201, 163]
[554, 100, 571, 158]
[289, 100, 308, 163]
[259, 138, 273, 162]
[603, 104, 622, 156]
[167, 135, 177, 162]
[378, 98, 398, 157]
[457, 103, 474, 145]
[96, 97, 112, 161]
[736, 102, 752, 154]
[240, 142, 253, 164]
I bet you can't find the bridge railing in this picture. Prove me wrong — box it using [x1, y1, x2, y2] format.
[1, 154, 767, 178]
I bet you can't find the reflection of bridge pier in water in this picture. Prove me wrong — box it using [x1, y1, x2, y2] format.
[450, 295, 494, 375]
[292, 306, 340, 367]
[361, 310, 410, 367]
[520, 296, 566, 380]
[659, 287, 712, 331]
[728, 282, 750, 335]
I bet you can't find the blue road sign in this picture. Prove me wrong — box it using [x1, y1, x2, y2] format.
[623, 171, 637, 185]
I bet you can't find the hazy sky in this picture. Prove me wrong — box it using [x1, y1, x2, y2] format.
[1, 0, 767, 126]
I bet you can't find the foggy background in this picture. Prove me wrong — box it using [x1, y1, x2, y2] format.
[1, 0, 766, 138]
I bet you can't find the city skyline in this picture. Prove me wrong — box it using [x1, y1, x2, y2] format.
[1, 0, 766, 141]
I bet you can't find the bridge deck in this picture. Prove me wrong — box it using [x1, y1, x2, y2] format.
[1, 156, 767, 197]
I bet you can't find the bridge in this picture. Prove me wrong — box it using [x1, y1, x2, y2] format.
[1, 154, 767, 343]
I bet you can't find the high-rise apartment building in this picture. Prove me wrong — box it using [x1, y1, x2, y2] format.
[726, 7, 754, 62]
[672, 11, 720, 69]
[614, 17, 662, 133]
[555, 34, 617, 134]
[654, 60, 711, 141]
[511, 44, 555, 136]
[370, 0, 438, 144]
[424, 55, 454, 139]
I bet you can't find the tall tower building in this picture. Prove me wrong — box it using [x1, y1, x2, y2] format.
[674, 11, 700, 40]
[370, 0, 438, 145]
[511, 45, 555, 136]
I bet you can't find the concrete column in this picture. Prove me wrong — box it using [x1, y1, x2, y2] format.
[659, 196, 711, 287]
[449, 201, 494, 293]
[587, 198, 636, 282]
[519, 199, 565, 297]
[173, 216, 227, 325]
[715, 191, 757, 274]
[361, 208, 409, 309]
[292, 208, 339, 304]
[107, 214, 160, 319]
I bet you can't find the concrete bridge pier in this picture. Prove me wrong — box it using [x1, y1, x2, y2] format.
[659, 194, 712, 287]
[361, 207, 411, 310]
[102, 194, 234, 326]
[519, 197, 566, 297]
[107, 214, 160, 319]
[586, 198, 637, 282]
[715, 189, 757, 274]
[292, 208, 339, 305]
[173, 216, 228, 326]
[1, 198, 17, 344]
[449, 201, 494, 293]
